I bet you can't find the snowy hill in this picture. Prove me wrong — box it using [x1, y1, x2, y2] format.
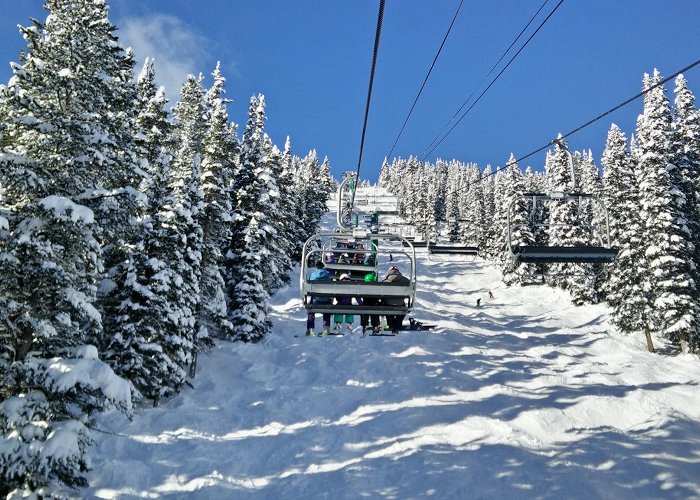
[87, 203, 700, 499]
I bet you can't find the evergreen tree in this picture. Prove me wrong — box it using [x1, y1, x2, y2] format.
[600, 124, 648, 337]
[228, 95, 274, 341]
[491, 168, 509, 259]
[636, 70, 699, 352]
[0, 1, 135, 493]
[444, 173, 461, 243]
[568, 150, 605, 304]
[102, 59, 192, 403]
[499, 155, 537, 283]
[167, 75, 207, 371]
[479, 166, 496, 258]
[199, 63, 234, 340]
[459, 165, 483, 246]
[673, 74, 700, 347]
[278, 137, 304, 264]
[544, 140, 591, 292]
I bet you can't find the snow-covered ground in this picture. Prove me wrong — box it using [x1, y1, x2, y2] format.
[87, 200, 700, 499]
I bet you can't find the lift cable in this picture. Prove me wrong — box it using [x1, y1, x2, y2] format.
[423, 0, 551, 156]
[386, 0, 465, 160]
[352, 0, 386, 208]
[438, 56, 700, 200]
[421, 0, 565, 161]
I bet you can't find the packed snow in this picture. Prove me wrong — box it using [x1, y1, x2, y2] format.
[87, 203, 700, 499]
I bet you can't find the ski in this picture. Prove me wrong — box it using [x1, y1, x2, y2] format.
[294, 332, 345, 338]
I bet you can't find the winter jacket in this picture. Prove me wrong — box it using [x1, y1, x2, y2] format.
[309, 268, 332, 304]
[336, 295, 362, 306]
[381, 269, 410, 306]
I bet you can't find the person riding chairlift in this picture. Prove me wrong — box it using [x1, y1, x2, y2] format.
[381, 266, 410, 334]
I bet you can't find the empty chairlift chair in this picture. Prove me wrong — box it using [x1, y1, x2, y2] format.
[427, 241, 479, 262]
[506, 146, 617, 275]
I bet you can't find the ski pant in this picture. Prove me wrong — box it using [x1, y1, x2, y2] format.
[334, 314, 354, 324]
[385, 314, 405, 332]
[360, 297, 380, 329]
[307, 313, 331, 330]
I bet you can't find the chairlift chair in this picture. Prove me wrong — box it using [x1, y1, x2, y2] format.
[301, 233, 417, 316]
[426, 217, 479, 262]
[505, 148, 617, 275]
[427, 242, 479, 262]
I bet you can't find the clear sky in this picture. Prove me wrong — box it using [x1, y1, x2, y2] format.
[1, 1, 699, 182]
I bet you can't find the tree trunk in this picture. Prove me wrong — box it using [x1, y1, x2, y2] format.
[644, 327, 656, 353]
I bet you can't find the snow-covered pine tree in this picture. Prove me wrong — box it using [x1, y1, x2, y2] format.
[398, 157, 421, 223]
[544, 139, 591, 293]
[279, 137, 305, 263]
[479, 165, 496, 259]
[227, 95, 274, 341]
[568, 149, 605, 304]
[319, 156, 336, 197]
[459, 164, 483, 247]
[426, 169, 440, 242]
[600, 124, 649, 344]
[297, 149, 331, 240]
[499, 154, 537, 284]
[102, 58, 193, 403]
[636, 70, 699, 353]
[444, 169, 462, 243]
[413, 169, 432, 240]
[0, 1, 135, 493]
[491, 168, 509, 259]
[168, 75, 207, 370]
[258, 134, 287, 293]
[432, 160, 448, 227]
[673, 74, 700, 350]
[199, 63, 235, 340]
[378, 158, 392, 186]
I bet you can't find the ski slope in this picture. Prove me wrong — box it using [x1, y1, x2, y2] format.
[87, 200, 700, 499]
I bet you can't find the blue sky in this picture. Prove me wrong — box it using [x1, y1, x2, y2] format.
[1, 1, 699, 182]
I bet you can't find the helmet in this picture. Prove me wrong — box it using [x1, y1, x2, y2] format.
[364, 272, 376, 282]
[339, 273, 350, 281]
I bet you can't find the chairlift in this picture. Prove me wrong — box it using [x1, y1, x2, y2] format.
[322, 232, 379, 276]
[301, 232, 417, 317]
[427, 242, 479, 262]
[427, 217, 479, 262]
[506, 148, 617, 275]
[337, 174, 361, 231]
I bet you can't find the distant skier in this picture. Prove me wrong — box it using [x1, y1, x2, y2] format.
[476, 297, 482, 307]
[488, 290, 495, 299]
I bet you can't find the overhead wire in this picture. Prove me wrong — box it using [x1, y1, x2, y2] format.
[421, 0, 566, 161]
[352, 0, 385, 209]
[422, 0, 551, 156]
[386, 0, 464, 160]
[437, 56, 700, 201]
